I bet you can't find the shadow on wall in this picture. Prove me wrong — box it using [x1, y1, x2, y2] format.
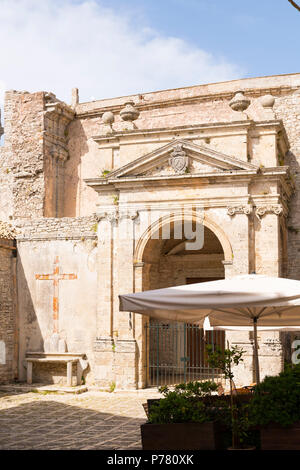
[16, 256, 43, 382]
[63, 119, 89, 217]
[0, 396, 145, 449]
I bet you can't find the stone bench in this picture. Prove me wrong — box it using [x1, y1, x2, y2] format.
[25, 352, 88, 387]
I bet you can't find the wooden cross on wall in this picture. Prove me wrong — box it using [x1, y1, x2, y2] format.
[35, 256, 77, 334]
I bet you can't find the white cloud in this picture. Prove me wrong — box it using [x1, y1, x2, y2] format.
[0, 0, 244, 108]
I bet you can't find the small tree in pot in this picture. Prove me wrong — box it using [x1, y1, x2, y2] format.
[206, 343, 253, 449]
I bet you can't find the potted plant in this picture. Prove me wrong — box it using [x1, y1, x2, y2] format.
[249, 363, 300, 450]
[206, 343, 255, 450]
[141, 381, 225, 450]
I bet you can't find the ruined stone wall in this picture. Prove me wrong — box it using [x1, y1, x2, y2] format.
[0, 91, 46, 221]
[0, 238, 17, 384]
[0, 90, 74, 222]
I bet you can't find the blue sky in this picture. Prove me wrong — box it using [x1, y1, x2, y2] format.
[98, 0, 300, 78]
[0, 0, 299, 108]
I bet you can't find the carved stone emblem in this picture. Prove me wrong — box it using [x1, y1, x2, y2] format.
[169, 144, 189, 174]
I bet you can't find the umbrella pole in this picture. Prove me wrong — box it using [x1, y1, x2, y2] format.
[253, 317, 260, 384]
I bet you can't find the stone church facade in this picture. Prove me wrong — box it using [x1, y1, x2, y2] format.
[0, 73, 300, 389]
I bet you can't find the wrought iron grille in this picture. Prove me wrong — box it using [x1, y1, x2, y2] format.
[145, 322, 225, 386]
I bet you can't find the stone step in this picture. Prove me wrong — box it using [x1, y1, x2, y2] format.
[0, 383, 88, 394]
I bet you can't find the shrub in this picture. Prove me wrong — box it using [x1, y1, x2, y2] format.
[148, 381, 221, 425]
[249, 363, 300, 427]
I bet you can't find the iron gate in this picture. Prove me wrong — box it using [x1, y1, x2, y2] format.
[145, 322, 225, 386]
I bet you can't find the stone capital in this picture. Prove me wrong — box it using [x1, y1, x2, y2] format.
[96, 209, 119, 222]
[255, 204, 286, 218]
[119, 209, 139, 220]
[227, 204, 253, 216]
[97, 208, 139, 222]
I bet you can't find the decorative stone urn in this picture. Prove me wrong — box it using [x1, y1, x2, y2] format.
[101, 111, 115, 133]
[229, 90, 251, 112]
[260, 94, 276, 119]
[261, 94, 275, 109]
[102, 111, 115, 125]
[120, 101, 140, 122]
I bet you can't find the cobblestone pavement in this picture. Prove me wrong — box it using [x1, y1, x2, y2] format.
[0, 388, 161, 450]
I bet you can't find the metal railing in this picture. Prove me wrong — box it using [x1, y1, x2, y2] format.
[145, 322, 224, 386]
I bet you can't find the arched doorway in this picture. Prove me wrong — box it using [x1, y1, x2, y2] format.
[140, 217, 227, 386]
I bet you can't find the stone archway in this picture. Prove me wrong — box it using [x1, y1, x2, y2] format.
[134, 210, 233, 265]
[134, 211, 231, 387]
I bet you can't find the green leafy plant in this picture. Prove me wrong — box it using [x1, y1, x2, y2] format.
[109, 381, 116, 393]
[148, 381, 218, 425]
[249, 363, 300, 428]
[91, 223, 98, 233]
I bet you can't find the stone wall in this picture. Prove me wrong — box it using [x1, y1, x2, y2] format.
[16, 216, 98, 385]
[273, 91, 300, 279]
[16, 215, 98, 240]
[0, 236, 17, 384]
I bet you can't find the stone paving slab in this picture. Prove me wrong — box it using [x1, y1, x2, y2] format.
[0, 388, 161, 450]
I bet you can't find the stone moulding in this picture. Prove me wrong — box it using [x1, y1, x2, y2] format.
[94, 338, 115, 352]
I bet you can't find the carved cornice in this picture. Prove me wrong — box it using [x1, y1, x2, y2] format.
[44, 101, 75, 122]
[227, 205, 253, 216]
[76, 77, 300, 119]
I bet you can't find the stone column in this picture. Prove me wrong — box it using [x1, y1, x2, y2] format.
[95, 210, 118, 338]
[227, 204, 286, 387]
[225, 204, 254, 386]
[115, 209, 138, 340]
[113, 209, 139, 389]
[226, 204, 253, 276]
[251, 204, 286, 381]
[93, 209, 117, 388]
[134, 262, 151, 388]
[254, 205, 284, 276]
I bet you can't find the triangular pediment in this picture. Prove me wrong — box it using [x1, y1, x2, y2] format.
[106, 139, 257, 180]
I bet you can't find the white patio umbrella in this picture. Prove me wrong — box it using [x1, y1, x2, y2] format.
[119, 274, 300, 384]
